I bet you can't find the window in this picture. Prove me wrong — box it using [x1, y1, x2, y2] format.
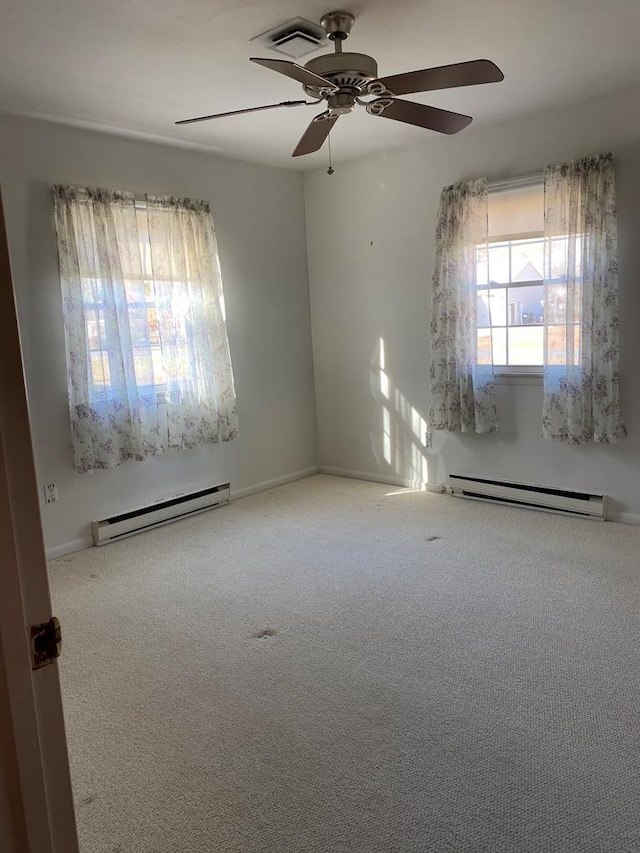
[54, 186, 238, 473]
[430, 154, 622, 441]
[474, 182, 577, 374]
[476, 235, 545, 368]
[83, 205, 184, 399]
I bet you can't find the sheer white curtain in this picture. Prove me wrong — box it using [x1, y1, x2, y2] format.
[542, 153, 625, 444]
[54, 186, 238, 473]
[145, 196, 238, 450]
[429, 178, 498, 433]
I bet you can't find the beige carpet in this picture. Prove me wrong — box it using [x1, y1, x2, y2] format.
[50, 474, 640, 852]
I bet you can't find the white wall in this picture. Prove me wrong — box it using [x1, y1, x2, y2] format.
[0, 114, 318, 555]
[304, 85, 640, 521]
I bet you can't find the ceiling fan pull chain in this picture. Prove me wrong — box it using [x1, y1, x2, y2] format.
[327, 134, 335, 176]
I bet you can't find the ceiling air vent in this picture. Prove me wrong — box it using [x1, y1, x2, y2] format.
[251, 17, 327, 60]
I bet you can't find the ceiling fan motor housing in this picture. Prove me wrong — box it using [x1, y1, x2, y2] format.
[303, 52, 379, 97]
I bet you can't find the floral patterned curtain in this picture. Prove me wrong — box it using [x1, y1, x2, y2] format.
[428, 178, 498, 433]
[542, 153, 625, 444]
[145, 195, 238, 450]
[53, 186, 238, 473]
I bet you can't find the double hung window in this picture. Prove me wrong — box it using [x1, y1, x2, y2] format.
[54, 186, 238, 472]
[429, 154, 622, 443]
[474, 182, 573, 374]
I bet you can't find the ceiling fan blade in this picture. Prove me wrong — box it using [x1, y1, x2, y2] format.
[176, 100, 314, 125]
[371, 59, 504, 97]
[292, 113, 339, 157]
[250, 57, 339, 92]
[367, 98, 472, 134]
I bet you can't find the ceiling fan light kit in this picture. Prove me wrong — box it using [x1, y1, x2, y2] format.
[177, 10, 504, 159]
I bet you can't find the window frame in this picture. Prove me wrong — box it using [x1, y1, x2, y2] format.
[82, 285, 169, 404]
[82, 201, 178, 404]
[476, 230, 545, 376]
[476, 233, 583, 377]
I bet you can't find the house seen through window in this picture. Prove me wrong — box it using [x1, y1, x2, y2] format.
[476, 183, 581, 372]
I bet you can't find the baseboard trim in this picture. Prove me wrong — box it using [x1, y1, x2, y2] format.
[608, 511, 640, 526]
[45, 470, 638, 558]
[46, 537, 93, 561]
[46, 467, 320, 559]
[232, 466, 320, 501]
[319, 466, 437, 491]
[321, 468, 640, 521]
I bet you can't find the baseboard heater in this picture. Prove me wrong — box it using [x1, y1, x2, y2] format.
[91, 482, 231, 545]
[449, 475, 606, 520]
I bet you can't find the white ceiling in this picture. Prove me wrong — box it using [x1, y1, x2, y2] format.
[2, 1, 640, 170]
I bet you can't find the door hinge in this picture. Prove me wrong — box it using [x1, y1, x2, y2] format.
[30, 617, 62, 670]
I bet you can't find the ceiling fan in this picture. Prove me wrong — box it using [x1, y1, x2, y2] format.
[176, 10, 504, 158]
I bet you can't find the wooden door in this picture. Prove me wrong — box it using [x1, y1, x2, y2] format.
[0, 189, 79, 852]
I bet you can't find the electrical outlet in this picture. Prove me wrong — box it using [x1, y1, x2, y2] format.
[425, 431, 433, 449]
[44, 483, 58, 504]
